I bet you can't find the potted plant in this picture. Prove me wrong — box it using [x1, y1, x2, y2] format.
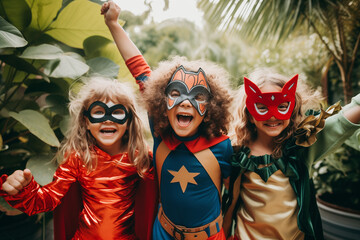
[313, 129, 360, 240]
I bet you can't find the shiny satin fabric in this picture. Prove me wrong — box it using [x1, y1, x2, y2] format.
[235, 169, 304, 240]
[4, 147, 142, 240]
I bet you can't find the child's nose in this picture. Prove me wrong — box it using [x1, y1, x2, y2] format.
[179, 99, 192, 108]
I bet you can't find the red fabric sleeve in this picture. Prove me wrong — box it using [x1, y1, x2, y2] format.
[0, 174, 8, 196]
[2, 155, 79, 216]
[125, 55, 152, 92]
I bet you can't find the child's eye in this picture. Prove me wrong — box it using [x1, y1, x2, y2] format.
[169, 90, 180, 98]
[90, 108, 105, 118]
[112, 109, 126, 120]
[255, 103, 268, 113]
[278, 102, 289, 112]
[195, 93, 208, 103]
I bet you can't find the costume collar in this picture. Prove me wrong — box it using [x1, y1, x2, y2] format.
[161, 131, 228, 153]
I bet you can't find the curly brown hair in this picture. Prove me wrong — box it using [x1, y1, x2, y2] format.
[142, 56, 233, 139]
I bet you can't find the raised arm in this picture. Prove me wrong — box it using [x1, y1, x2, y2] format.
[101, 1, 151, 92]
[101, 0, 141, 61]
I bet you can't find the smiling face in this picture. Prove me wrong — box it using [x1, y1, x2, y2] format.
[85, 101, 129, 155]
[165, 66, 210, 137]
[250, 84, 290, 138]
[166, 99, 205, 137]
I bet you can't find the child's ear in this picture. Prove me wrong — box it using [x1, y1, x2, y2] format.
[85, 118, 91, 130]
[249, 115, 255, 123]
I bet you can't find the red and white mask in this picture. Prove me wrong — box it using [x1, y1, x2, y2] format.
[244, 75, 298, 121]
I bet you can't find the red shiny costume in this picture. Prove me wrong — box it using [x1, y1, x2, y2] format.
[1, 146, 157, 240]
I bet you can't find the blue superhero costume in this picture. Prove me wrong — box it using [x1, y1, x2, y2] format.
[126, 55, 233, 239]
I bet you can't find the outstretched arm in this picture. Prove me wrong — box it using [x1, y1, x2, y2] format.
[101, 0, 141, 61]
[306, 94, 360, 172]
[342, 93, 360, 123]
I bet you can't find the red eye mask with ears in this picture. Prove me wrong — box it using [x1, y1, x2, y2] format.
[244, 74, 298, 121]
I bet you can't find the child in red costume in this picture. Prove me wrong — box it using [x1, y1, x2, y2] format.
[1, 77, 157, 240]
[101, 2, 234, 239]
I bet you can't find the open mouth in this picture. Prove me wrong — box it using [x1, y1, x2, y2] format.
[264, 122, 281, 127]
[177, 114, 193, 127]
[100, 129, 117, 134]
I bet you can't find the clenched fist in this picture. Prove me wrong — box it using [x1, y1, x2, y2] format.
[2, 169, 33, 195]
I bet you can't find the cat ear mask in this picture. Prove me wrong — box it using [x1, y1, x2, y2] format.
[244, 74, 298, 121]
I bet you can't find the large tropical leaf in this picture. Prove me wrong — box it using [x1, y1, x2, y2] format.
[26, 154, 57, 186]
[0, 16, 28, 48]
[9, 110, 60, 147]
[25, 0, 62, 31]
[86, 57, 120, 78]
[45, 0, 113, 48]
[20, 43, 63, 59]
[43, 53, 89, 78]
[20, 44, 89, 78]
[198, 0, 325, 44]
[0, 0, 32, 31]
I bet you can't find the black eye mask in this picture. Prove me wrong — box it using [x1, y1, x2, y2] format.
[165, 66, 211, 116]
[84, 101, 130, 125]
[165, 82, 210, 116]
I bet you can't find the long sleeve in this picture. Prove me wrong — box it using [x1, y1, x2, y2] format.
[125, 55, 152, 92]
[305, 94, 360, 173]
[3, 154, 79, 216]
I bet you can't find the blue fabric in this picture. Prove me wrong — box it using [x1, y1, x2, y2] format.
[151, 125, 232, 238]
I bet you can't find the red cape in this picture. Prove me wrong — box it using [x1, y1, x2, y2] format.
[161, 133, 229, 153]
[53, 172, 158, 240]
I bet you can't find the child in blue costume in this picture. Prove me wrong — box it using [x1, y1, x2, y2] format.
[223, 68, 360, 240]
[101, 2, 234, 239]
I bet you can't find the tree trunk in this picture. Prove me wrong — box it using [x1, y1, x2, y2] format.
[335, 61, 352, 104]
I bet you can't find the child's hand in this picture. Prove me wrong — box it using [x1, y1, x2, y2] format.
[1, 169, 32, 195]
[101, 0, 121, 26]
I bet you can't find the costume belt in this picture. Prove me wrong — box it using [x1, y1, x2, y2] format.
[158, 205, 223, 240]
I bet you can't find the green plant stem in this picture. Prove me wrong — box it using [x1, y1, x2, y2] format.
[3, 130, 31, 145]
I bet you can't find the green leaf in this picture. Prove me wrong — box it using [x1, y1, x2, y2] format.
[0, 0, 31, 31]
[45, 94, 68, 115]
[87, 57, 120, 78]
[26, 0, 63, 31]
[9, 110, 60, 147]
[59, 115, 70, 136]
[20, 43, 63, 59]
[26, 154, 57, 186]
[0, 54, 50, 82]
[0, 16, 28, 48]
[43, 53, 89, 79]
[46, 0, 113, 48]
[83, 36, 122, 64]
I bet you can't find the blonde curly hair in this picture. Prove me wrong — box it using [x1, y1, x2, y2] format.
[231, 68, 324, 158]
[142, 56, 233, 139]
[58, 77, 150, 176]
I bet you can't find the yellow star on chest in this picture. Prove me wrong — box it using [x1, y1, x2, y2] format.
[168, 165, 200, 193]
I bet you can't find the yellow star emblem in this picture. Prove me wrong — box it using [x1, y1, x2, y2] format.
[168, 165, 200, 193]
